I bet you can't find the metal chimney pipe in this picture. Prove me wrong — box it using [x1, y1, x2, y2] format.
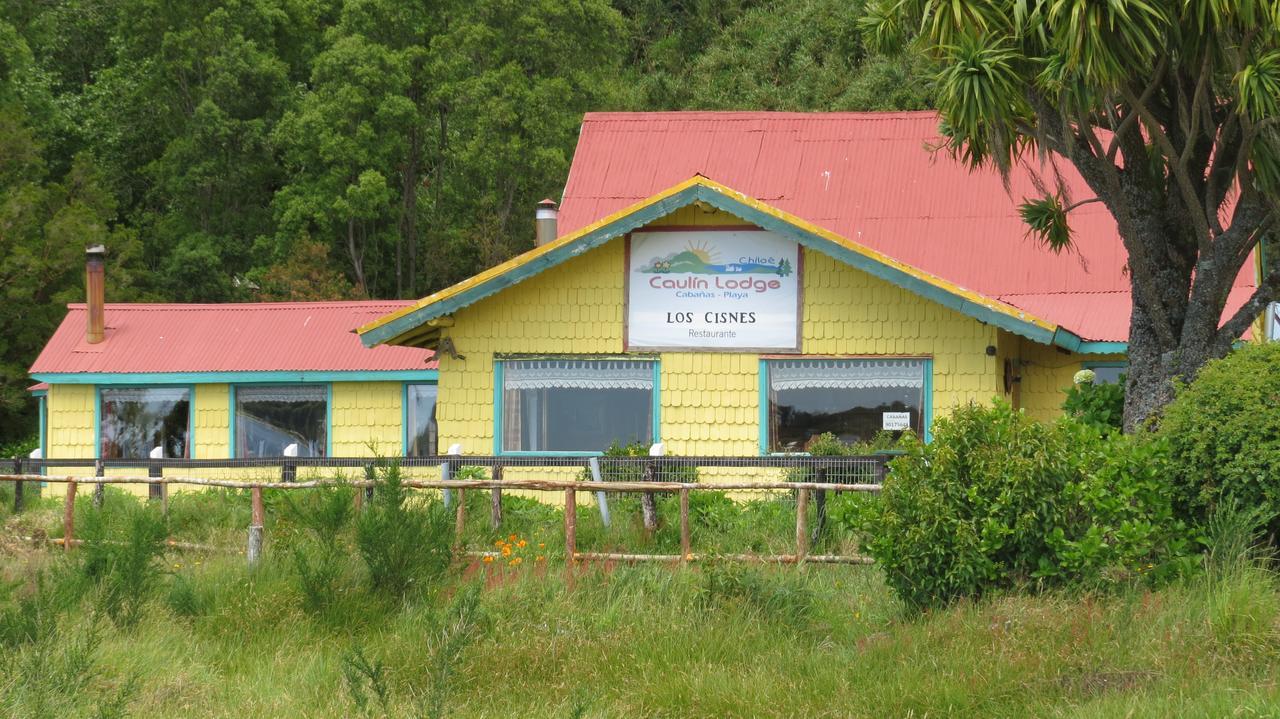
[85, 245, 106, 344]
[535, 199, 558, 246]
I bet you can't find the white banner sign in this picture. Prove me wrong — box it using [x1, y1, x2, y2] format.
[627, 230, 801, 351]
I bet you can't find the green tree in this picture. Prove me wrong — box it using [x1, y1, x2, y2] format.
[863, 1, 1280, 430]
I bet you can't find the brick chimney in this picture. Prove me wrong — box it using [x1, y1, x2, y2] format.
[85, 245, 106, 344]
[535, 199, 558, 246]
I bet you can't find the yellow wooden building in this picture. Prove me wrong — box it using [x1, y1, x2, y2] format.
[354, 107, 1200, 460]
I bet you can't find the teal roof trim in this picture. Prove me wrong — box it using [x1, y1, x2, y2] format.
[1050, 327, 1128, 355]
[691, 185, 1058, 345]
[358, 188, 701, 348]
[32, 369, 439, 386]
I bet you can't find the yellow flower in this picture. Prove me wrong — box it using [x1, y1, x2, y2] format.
[482, 556, 494, 564]
[510, 557, 523, 567]
[518, 539, 528, 548]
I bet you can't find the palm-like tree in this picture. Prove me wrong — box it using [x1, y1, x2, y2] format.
[863, 0, 1280, 429]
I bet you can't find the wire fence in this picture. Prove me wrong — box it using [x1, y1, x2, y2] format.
[0, 454, 893, 567]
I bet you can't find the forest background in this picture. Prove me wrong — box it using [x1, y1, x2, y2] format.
[0, 0, 933, 445]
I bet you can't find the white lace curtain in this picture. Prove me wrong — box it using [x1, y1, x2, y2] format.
[769, 359, 924, 391]
[503, 360, 654, 390]
[236, 385, 327, 403]
[101, 387, 190, 404]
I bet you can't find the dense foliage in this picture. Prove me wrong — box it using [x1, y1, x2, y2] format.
[0, 0, 929, 446]
[1061, 370, 1125, 432]
[858, 402, 1192, 610]
[1160, 342, 1280, 539]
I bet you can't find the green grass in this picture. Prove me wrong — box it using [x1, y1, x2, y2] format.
[3, 488, 1280, 717]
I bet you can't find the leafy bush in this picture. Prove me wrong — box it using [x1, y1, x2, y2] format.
[857, 401, 1192, 609]
[356, 463, 453, 598]
[1062, 369, 1125, 431]
[1159, 342, 1280, 538]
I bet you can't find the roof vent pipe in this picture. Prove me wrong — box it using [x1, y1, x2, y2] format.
[85, 245, 106, 344]
[535, 199, 558, 246]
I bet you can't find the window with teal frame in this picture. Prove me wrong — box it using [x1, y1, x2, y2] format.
[1083, 361, 1127, 385]
[496, 358, 659, 454]
[761, 358, 931, 453]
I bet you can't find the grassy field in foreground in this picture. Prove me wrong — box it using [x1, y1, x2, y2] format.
[3, 490, 1280, 718]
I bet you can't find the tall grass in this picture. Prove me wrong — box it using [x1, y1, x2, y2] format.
[3, 486, 1280, 716]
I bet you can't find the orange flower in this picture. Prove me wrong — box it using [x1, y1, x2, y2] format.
[482, 556, 494, 564]
[537, 542, 545, 549]
[509, 557, 523, 567]
[508, 533, 518, 542]
[493, 539, 505, 548]
[501, 545, 513, 557]
[517, 539, 528, 548]
[536, 555, 545, 562]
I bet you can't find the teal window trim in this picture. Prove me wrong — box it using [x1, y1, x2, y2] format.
[758, 359, 770, 455]
[1083, 361, 1128, 369]
[402, 380, 442, 456]
[95, 383, 197, 460]
[758, 357, 935, 453]
[32, 369, 439, 386]
[492, 360, 505, 455]
[402, 382, 410, 455]
[326, 383, 334, 457]
[493, 357, 660, 456]
[230, 382, 332, 458]
[38, 394, 46, 474]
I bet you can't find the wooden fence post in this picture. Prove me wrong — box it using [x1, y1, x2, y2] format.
[454, 487, 466, 550]
[63, 479, 77, 552]
[247, 486, 264, 566]
[564, 487, 577, 570]
[93, 460, 105, 509]
[12, 457, 23, 514]
[640, 460, 658, 534]
[359, 463, 375, 511]
[679, 487, 691, 564]
[148, 463, 169, 517]
[795, 488, 809, 564]
[811, 466, 827, 546]
[490, 463, 503, 529]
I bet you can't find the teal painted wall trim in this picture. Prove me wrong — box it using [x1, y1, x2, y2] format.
[32, 369, 439, 386]
[93, 385, 101, 459]
[401, 382, 410, 456]
[1051, 328, 1128, 355]
[651, 362, 662, 445]
[922, 358, 934, 443]
[492, 360, 505, 455]
[228, 386, 237, 458]
[325, 383, 333, 457]
[38, 395, 46, 471]
[758, 359, 770, 455]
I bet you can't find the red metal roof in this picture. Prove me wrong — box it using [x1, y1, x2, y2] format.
[561, 111, 1257, 342]
[31, 302, 436, 375]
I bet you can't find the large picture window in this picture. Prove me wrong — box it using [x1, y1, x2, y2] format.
[765, 358, 926, 452]
[501, 359, 655, 452]
[235, 385, 327, 457]
[406, 383, 439, 457]
[100, 387, 190, 459]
